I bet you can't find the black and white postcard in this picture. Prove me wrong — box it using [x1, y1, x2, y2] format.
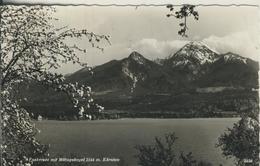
[1, 1, 259, 166]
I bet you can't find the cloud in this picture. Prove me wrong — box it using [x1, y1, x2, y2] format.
[202, 30, 259, 61]
[130, 29, 259, 62]
[130, 39, 188, 59]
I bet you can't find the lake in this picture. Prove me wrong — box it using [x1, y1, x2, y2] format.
[35, 118, 239, 166]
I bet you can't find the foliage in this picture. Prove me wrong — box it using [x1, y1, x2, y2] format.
[217, 108, 259, 166]
[1, 88, 48, 166]
[135, 133, 213, 166]
[0, 5, 108, 166]
[166, 5, 199, 37]
[179, 152, 196, 166]
[135, 132, 178, 166]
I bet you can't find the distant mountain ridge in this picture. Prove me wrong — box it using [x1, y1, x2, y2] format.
[67, 41, 259, 94]
[19, 41, 259, 119]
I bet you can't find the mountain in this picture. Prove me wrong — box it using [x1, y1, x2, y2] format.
[163, 42, 218, 83]
[18, 42, 259, 119]
[165, 41, 219, 67]
[68, 42, 259, 94]
[162, 42, 258, 88]
[67, 51, 173, 94]
[65, 42, 258, 114]
[196, 52, 259, 88]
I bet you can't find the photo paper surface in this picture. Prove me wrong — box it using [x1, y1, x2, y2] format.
[1, 1, 259, 166]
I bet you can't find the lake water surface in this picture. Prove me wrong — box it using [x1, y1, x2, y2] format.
[36, 118, 239, 166]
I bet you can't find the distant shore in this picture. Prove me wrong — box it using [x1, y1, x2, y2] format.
[34, 112, 241, 121]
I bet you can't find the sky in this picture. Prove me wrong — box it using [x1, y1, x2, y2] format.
[49, 5, 260, 74]
[27, 2, 259, 74]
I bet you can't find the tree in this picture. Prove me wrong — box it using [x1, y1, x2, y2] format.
[179, 152, 197, 166]
[0, 4, 199, 166]
[0, 5, 109, 166]
[135, 133, 178, 166]
[217, 108, 259, 166]
[135, 133, 212, 166]
[166, 4, 199, 37]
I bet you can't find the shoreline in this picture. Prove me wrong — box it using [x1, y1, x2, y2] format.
[34, 117, 241, 123]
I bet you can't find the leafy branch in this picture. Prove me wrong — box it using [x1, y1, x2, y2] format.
[166, 4, 199, 37]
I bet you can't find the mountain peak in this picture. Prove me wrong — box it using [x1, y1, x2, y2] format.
[186, 41, 204, 47]
[127, 51, 146, 64]
[182, 41, 219, 54]
[168, 41, 219, 66]
[129, 51, 143, 58]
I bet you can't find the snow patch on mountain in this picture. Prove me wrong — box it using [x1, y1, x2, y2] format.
[195, 41, 220, 54]
[170, 42, 249, 67]
[171, 41, 219, 66]
[122, 60, 145, 93]
[175, 59, 189, 66]
[223, 53, 247, 64]
[163, 41, 224, 77]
